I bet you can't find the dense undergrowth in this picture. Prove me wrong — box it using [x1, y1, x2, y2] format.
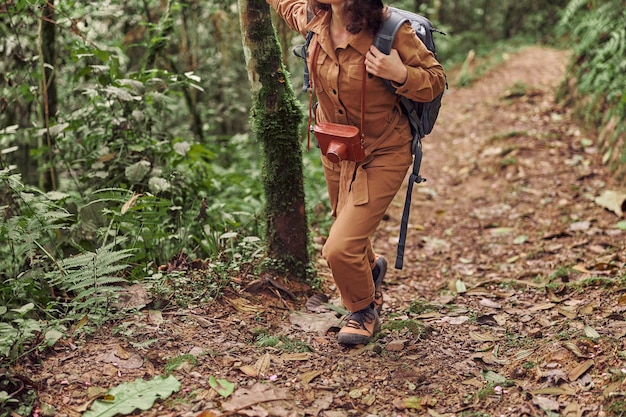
[556, 0, 626, 181]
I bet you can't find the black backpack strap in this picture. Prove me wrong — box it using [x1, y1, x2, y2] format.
[374, 9, 409, 54]
[395, 137, 426, 270]
[300, 31, 314, 92]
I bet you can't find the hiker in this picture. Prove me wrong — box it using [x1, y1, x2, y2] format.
[267, 0, 446, 345]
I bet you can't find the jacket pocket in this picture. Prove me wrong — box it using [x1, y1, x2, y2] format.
[347, 63, 364, 81]
[310, 51, 328, 92]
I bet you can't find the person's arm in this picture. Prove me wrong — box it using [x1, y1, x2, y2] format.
[365, 23, 446, 102]
[266, 0, 310, 36]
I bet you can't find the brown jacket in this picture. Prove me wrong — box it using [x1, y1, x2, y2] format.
[269, 0, 446, 212]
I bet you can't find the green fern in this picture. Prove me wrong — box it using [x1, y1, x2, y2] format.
[0, 168, 73, 290]
[48, 240, 133, 316]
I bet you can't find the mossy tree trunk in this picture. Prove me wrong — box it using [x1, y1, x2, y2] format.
[238, 0, 310, 279]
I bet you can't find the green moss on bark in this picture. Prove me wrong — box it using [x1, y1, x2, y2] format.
[240, 0, 310, 277]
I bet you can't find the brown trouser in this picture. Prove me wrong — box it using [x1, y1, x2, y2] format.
[321, 149, 411, 312]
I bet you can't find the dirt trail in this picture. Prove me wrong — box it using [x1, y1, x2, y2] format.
[23, 46, 626, 417]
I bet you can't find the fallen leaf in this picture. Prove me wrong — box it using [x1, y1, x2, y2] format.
[563, 342, 588, 358]
[254, 353, 271, 377]
[208, 375, 235, 398]
[289, 311, 342, 334]
[221, 383, 291, 412]
[469, 331, 500, 342]
[531, 385, 575, 396]
[568, 221, 590, 232]
[239, 365, 258, 377]
[462, 377, 483, 388]
[281, 352, 312, 361]
[568, 359, 594, 381]
[583, 325, 600, 339]
[532, 395, 560, 411]
[300, 370, 322, 385]
[530, 302, 556, 312]
[148, 310, 163, 325]
[479, 298, 502, 309]
[562, 401, 583, 417]
[121, 192, 141, 214]
[557, 306, 578, 319]
[116, 345, 130, 360]
[482, 370, 507, 384]
[595, 190, 626, 217]
[400, 396, 425, 410]
[490, 227, 514, 236]
[228, 298, 261, 313]
[513, 349, 535, 361]
[83, 375, 181, 417]
[305, 293, 331, 313]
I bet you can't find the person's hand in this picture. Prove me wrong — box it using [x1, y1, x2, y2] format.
[365, 45, 408, 84]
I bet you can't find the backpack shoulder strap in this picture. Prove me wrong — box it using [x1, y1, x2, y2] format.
[373, 9, 409, 54]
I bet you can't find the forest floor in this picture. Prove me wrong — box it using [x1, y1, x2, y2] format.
[14, 46, 626, 417]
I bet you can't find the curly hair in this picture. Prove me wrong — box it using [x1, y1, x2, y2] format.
[309, 0, 385, 34]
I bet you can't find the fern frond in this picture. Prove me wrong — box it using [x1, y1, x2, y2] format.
[68, 275, 128, 292]
[48, 240, 134, 316]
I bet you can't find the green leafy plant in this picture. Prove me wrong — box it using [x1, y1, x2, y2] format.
[557, 0, 626, 178]
[0, 304, 41, 360]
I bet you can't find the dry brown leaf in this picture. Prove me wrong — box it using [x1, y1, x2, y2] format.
[530, 385, 576, 396]
[121, 192, 141, 214]
[568, 359, 594, 381]
[255, 352, 271, 376]
[579, 304, 595, 315]
[415, 312, 445, 319]
[532, 395, 560, 411]
[530, 302, 556, 311]
[472, 351, 508, 365]
[462, 377, 483, 388]
[115, 344, 131, 360]
[280, 352, 312, 361]
[479, 298, 502, 309]
[594, 189, 626, 217]
[583, 325, 600, 339]
[557, 306, 577, 319]
[148, 310, 163, 325]
[563, 401, 584, 417]
[228, 297, 261, 313]
[513, 349, 535, 361]
[221, 383, 292, 412]
[239, 365, 258, 377]
[300, 370, 323, 385]
[563, 342, 588, 358]
[603, 382, 622, 398]
[469, 331, 500, 342]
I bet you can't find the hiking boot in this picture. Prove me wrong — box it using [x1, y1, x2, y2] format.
[372, 256, 387, 314]
[337, 305, 381, 346]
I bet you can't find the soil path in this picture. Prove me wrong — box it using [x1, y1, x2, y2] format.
[25, 46, 626, 417]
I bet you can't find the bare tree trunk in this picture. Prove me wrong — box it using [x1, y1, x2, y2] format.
[238, 0, 310, 279]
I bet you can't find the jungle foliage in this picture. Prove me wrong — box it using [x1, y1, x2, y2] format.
[0, 0, 624, 369]
[556, 0, 626, 180]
